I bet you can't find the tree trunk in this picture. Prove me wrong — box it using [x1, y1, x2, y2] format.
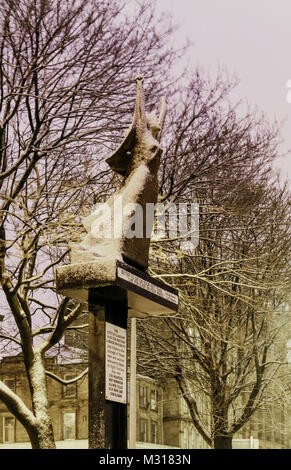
[27, 350, 56, 449]
[28, 424, 56, 449]
[213, 435, 232, 449]
[210, 379, 232, 449]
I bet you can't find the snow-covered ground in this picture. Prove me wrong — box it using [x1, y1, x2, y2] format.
[0, 440, 180, 450]
[0, 439, 88, 449]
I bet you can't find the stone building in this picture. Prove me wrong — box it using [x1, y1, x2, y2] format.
[135, 375, 164, 445]
[235, 305, 291, 449]
[0, 354, 206, 447]
[162, 378, 209, 449]
[0, 354, 167, 446]
[0, 354, 88, 444]
[0, 351, 290, 448]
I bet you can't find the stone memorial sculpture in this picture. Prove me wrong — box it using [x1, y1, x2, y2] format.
[71, 75, 167, 270]
[56, 75, 170, 303]
[56, 75, 178, 449]
[71, 75, 166, 270]
[56, 75, 177, 451]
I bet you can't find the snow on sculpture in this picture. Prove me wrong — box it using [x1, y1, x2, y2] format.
[70, 75, 167, 270]
[56, 75, 169, 302]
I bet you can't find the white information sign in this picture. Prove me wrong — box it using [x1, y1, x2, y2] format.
[117, 267, 179, 305]
[105, 322, 127, 404]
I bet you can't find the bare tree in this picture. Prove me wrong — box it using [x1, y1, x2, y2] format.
[138, 89, 291, 448]
[0, 0, 178, 448]
[158, 69, 281, 205]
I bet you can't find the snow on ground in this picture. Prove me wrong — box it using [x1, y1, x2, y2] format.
[0, 439, 88, 449]
[0, 440, 180, 449]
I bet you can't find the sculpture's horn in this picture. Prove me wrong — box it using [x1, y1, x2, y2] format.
[105, 74, 147, 176]
[133, 74, 147, 134]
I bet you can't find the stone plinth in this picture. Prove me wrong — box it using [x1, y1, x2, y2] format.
[56, 259, 178, 318]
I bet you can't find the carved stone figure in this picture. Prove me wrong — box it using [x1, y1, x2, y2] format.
[70, 75, 167, 269]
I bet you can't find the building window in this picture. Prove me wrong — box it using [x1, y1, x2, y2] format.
[3, 417, 15, 443]
[182, 397, 188, 414]
[191, 428, 196, 448]
[140, 419, 148, 442]
[63, 412, 76, 440]
[150, 389, 158, 410]
[151, 421, 157, 443]
[63, 374, 77, 398]
[139, 385, 148, 408]
[183, 426, 189, 448]
[4, 378, 15, 392]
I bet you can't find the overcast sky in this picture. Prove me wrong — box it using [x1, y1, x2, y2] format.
[156, 0, 291, 183]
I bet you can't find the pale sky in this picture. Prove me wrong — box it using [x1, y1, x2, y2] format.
[156, 0, 291, 183]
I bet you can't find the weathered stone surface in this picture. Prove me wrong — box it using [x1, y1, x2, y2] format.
[70, 75, 167, 269]
[56, 259, 178, 317]
[56, 259, 117, 303]
[55, 75, 178, 318]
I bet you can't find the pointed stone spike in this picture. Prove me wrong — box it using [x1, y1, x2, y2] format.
[133, 74, 147, 133]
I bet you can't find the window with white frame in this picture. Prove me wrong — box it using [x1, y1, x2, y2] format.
[151, 421, 157, 443]
[63, 412, 76, 440]
[139, 384, 148, 408]
[183, 426, 189, 448]
[191, 427, 196, 448]
[140, 419, 148, 442]
[150, 389, 158, 410]
[3, 416, 15, 443]
[182, 397, 188, 414]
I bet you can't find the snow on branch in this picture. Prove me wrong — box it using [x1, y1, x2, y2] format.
[45, 367, 88, 385]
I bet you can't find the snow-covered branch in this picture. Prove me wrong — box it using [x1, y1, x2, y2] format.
[45, 367, 88, 385]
